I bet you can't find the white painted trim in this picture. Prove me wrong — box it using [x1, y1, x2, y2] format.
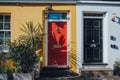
[83, 13, 104, 63]
[76, 11, 83, 73]
[45, 19, 48, 66]
[45, 12, 70, 67]
[76, 11, 108, 73]
[78, 1, 120, 5]
[47, 20, 68, 22]
[67, 12, 71, 66]
[1, 0, 120, 4]
[102, 12, 108, 64]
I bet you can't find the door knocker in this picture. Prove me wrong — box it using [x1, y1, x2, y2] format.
[90, 43, 96, 48]
[56, 27, 60, 33]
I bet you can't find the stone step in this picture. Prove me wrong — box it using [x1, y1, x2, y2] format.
[40, 66, 78, 78]
[80, 68, 113, 78]
[41, 66, 70, 71]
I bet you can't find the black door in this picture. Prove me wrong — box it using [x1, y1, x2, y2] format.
[84, 18, 103, 63]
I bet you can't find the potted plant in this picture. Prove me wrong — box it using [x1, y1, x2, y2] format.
[9, 21, 43, 80]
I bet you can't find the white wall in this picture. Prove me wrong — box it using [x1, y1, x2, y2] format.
[76, 3, 120, 73]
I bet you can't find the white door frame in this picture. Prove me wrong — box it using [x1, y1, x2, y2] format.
[82, 12, 106, 64]
[45, 12, 70, 67]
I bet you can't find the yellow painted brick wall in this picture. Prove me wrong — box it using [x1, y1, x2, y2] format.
[0, 3, 77, 72]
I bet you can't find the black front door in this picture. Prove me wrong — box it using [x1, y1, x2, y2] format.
[84, 18, 103, 63]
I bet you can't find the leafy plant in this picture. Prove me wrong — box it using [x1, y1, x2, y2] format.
[10, 41, 39, 73]
[115, 60, 120, 68]
[0, 50, 11, 73]
[10, 21, 43, 73]
[0, 65, 12, 73]
[19, 21, 43, 51]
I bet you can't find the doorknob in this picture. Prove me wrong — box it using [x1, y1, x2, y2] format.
[90, 43, 96, 47]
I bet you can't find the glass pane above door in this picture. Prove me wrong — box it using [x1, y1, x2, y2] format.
[48, 12, 67, 20]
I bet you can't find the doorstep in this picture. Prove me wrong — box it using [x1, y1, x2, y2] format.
[80, 68, 113, 78]
[82, 63, 108, 68]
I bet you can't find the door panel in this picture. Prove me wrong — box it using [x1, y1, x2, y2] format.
[48, 22, 67, 66]
[84, 18, 103, 63]
[93, 29, 100, 44]
[85, 48, 93, 63]
[93, 48, 100, 60]
[85, 29, 93, 44]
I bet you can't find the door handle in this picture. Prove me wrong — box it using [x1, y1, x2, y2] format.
[90, 43, 96, 48]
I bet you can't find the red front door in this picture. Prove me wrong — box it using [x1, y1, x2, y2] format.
[48, 22, 67, 66]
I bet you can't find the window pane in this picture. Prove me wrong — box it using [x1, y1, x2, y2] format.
[0, 39, 4, 44]
[48, 13, 60, 20]
[0, 23, 3, 30]
[5, 31, 10, 39]
[5, 23, 10, 30]
[48, 13, 67, 20]
[5, 16, 10, 22]
[0, 15, 3, 22]
[84, 13, 103, 17]
[5, 39, 10, 43]
[0, 32, 4, 39]
[61, 13, 67, 19]
[0, 15, 11, 45]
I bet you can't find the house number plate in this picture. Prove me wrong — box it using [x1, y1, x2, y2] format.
[53, 45, 62, 48]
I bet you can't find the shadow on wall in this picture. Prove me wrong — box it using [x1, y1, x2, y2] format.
[69, 48, 82, 72]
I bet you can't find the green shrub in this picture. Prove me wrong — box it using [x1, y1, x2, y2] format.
[10, 40, 39, 73]
[0, 65, 11, 73]
[115, 60, 120, 68]
[9, 22, 43, 73]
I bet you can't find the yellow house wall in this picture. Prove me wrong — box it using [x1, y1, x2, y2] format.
[0, 4, 77, 72]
